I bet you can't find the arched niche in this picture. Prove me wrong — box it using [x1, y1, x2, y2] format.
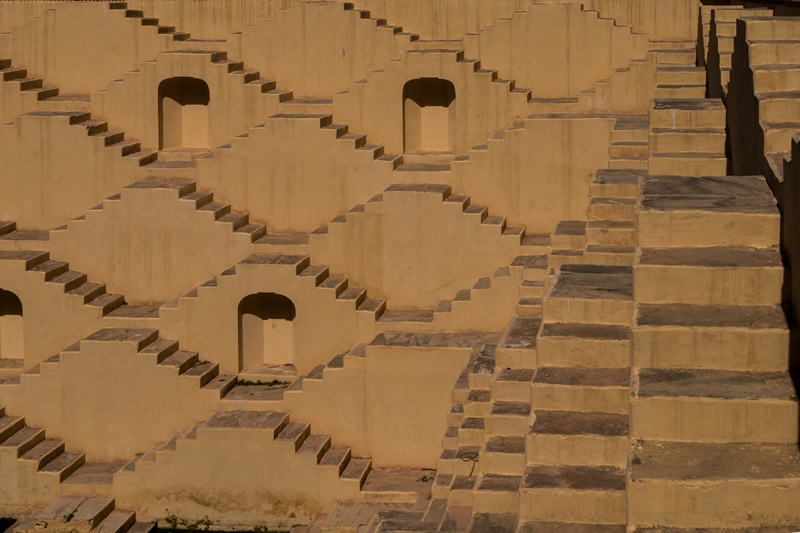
[403, 77, 456, 154]
[237, 293, 296, 371]
[158, 77, 211, 150]
[0, 289, 23, 359]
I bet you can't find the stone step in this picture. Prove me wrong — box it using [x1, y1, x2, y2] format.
[636, 175, 780, 248]
[634, 247, 783, 306]
[743, 16, 800, 41]
[752, 64, 800, 93]
[485, 401, 531, 436]
[543, 265, 633, 326]
[520, 280, 545, 299]
[590, 169, 642, 199]
[654, 84, 705, 99]
[652, 48, 697, 66]
[467, 513, 518, 533]
[758, 90, 800, 122]
[761, 121, 800, 153]
[550, 220, 586, 250]
[650, 98, 726, 130]
[631, 368, 797, 442]
[481, 436, 526, 475]
[655, 66, 706, 86]
[491, 368, 535, 402]
[610, 117, 648, 143]
[628, 441, 800, 527]
[519, 464, 626, 523]
[34, 496, 114, 531]
[495, 317, 540, 368]
[648, 152, 728, 177]
[589, 197, 635, 221]
[608, 156, 648, 170]
[609, 141, 647, 158]
[533, 366, 630, 414]
[464, 389, 492, 417]
[649, 127, 726, 153]
[537, 323, 631, 368]
[586, 220, 634, 246]
[582, 245, 635, 267]
[527, 410, 628, 467]
[438, 448, 481, 477]
[473, 474, 521, 514]
[633, 303, 789, 371]
[748, 40, 800, 66]
[458, 417, 485, 447]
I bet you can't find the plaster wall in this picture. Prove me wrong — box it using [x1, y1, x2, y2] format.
[237, 1, 412, 97]
[308, 185, 522, 307]
[466, 3, 647, 99]
[90, 50, 267, 152]
[49, 184, 255, 305]
[157, 256, 369, 374]
[0, 112, 141, 230]
[0, 2, 175, 95]
[196, 115, 396, 233]
[453, 115, 616, 234]
[332, 49, 528, 154]
[0, 253, 107, 369]
[283, 338, 475, 466]
[0, 330, 224, 463]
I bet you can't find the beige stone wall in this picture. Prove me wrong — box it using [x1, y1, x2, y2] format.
[49, 183, 255, 305]
[309, 185, 523, 308]
[333, 48, 528, 154]
[90, 50, 268, 152]
[0, 329, 224, 462]
[0, 252, 108, 369]
[0, 2, 176, 95]
[283, 336, 477, 466]
[453, 115, 616, 233]
[0, 112, 141, 230]
[586, 0, 700, 40]
[196, 114, 396, 233]
[237, 1, 413, 97]
[466, 3, 647, 99]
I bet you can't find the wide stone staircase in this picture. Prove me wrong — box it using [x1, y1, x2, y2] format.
[628, 173, 798, 526]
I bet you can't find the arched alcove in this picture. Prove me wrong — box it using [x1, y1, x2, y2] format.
[0, 289, 23, 359]
[158, 77, 211, 150]
[238, 293, 296, 371]
[403, 77, 456, 153]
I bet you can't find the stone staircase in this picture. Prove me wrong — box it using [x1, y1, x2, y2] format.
[518, 262, 632, 526]
[7, 496, 153, 533]
[629, 169, 798, 526]
[649, 98, 728, 177]
[707, 6, 772, 100]
[728, 15, 800, 190]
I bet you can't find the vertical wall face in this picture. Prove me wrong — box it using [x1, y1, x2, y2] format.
[403, 78, 457, 153]
[238, 293, 296, 370]
[0, 289, 23, 360]
[158, 77, 211, 150]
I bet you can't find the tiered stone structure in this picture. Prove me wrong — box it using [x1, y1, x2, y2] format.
[0, 0, 799, 531]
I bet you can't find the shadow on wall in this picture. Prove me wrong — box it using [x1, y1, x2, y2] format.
[403, 78, 456, 153]
[0, 289, 22, 360]
[158, 77, 211, 150]
[238, 293, 296, 372]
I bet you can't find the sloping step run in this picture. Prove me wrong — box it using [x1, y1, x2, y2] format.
[63, 179, 268, 244]
[125, 410, 372, 491]
[168, 253, 386, 323]
[0, 250, 125, 316]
